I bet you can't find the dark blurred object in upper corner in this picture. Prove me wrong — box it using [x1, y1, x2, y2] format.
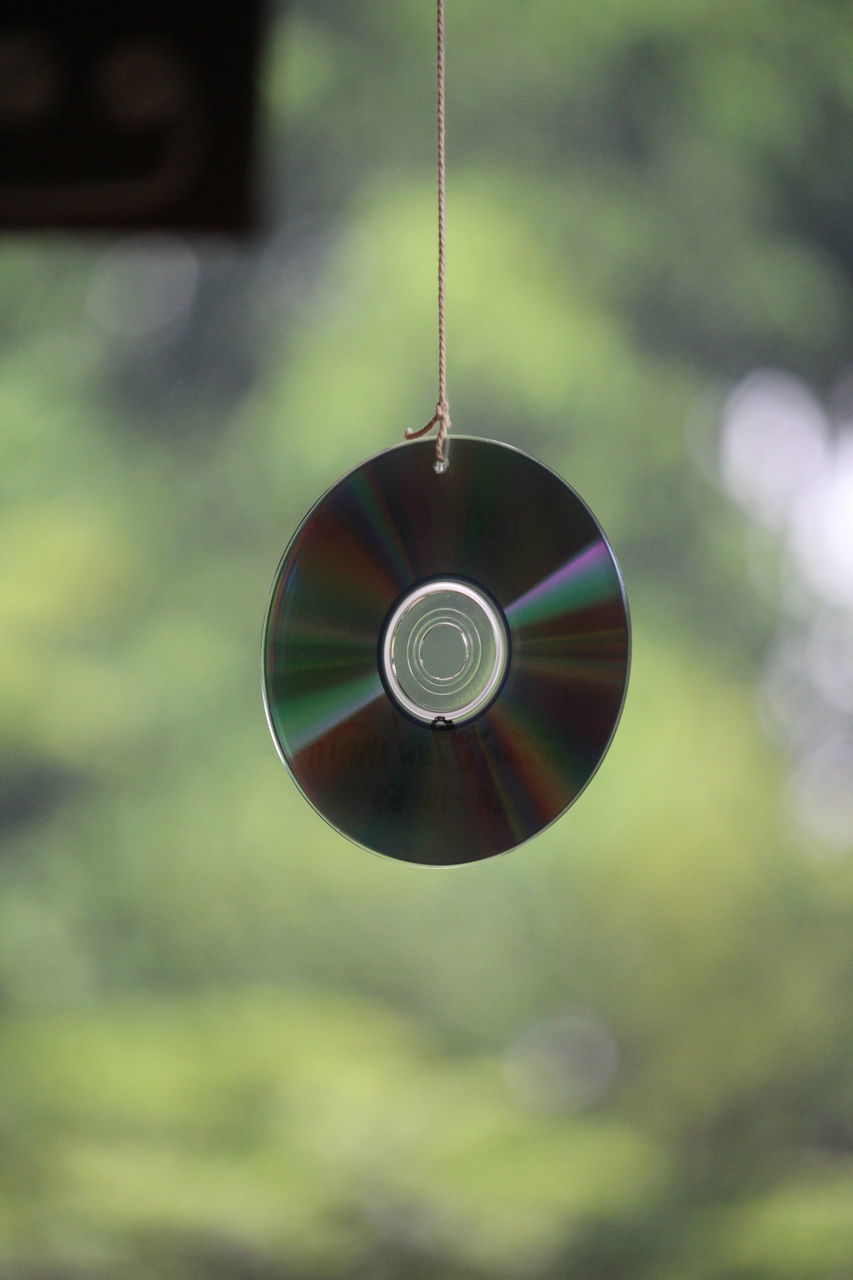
[0, 0, 268, 234]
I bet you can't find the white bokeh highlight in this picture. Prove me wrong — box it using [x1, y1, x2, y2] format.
[720, 369, 853, 852]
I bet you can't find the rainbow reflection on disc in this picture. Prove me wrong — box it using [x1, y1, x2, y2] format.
[263, 437, 629, 865]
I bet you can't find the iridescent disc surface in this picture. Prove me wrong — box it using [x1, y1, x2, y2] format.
[263, 437, 630, 865]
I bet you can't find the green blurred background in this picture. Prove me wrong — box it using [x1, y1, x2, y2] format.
[3, 1, 853, 1276]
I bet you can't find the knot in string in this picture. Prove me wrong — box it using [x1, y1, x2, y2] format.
[405, 399, 451, 473]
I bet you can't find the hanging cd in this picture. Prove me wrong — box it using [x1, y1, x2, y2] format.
[263, 437, 630, 865]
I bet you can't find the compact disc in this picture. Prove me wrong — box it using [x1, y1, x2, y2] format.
[263, 437, 629, 865]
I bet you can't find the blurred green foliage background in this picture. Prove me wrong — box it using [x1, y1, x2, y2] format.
[2, 1, 853, 1276]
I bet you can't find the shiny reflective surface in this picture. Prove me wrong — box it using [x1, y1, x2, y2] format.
[263, 437, 630, 864]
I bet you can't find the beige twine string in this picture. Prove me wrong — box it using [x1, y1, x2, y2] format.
[405, 0, 451, 474]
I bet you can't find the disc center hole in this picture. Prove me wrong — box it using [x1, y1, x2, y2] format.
[381, 578, 508, 725]
[418, 620, 469, 682]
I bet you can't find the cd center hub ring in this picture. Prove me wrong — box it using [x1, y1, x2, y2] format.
[381, 579, 508, 726]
